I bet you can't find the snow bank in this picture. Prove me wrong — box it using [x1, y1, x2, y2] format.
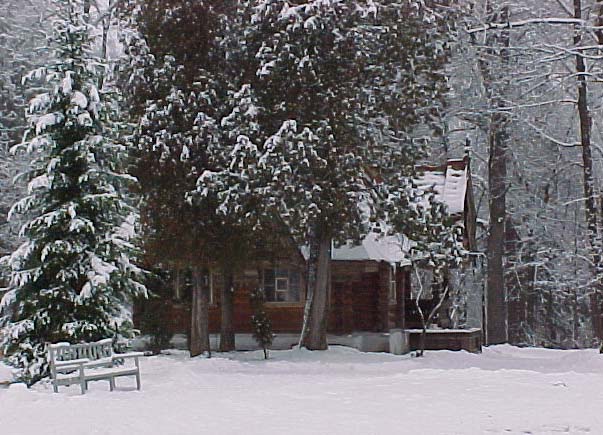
[0, 362, 13, 384]
[1, 346, 603, 434]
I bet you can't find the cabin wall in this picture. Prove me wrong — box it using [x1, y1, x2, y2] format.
[134, 260, 411, 339]
[134, 265, 306, 337]
[330, 260, 380, 333]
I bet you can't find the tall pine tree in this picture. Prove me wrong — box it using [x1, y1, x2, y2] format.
[0, 0, 146, 384]
[201, 0, 459, 350]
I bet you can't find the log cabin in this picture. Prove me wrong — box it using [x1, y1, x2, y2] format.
[133, 156, 481, 353]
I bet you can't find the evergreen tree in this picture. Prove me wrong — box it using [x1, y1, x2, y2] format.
[201, 0, 459, 350]
[118, 0, 232, 357]
[250, 287, 273, 360]
[0, 0, 146, 384]
[121, 0, 267, 355]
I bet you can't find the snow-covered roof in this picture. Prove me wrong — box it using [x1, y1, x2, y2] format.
[414, 158, 469, 216]
[332, 233, 411, 265]
[332, 157, 471, 264]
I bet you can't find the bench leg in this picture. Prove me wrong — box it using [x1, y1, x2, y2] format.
[79, 368, 86, 395]
[135, 357, 141, 390]
[109, 377, 115, 391]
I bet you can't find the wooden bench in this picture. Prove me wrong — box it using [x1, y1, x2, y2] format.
[49, 339, 143, 394]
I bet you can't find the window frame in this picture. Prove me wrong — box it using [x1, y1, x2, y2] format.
[171, 268, 218, 306]
[262, 266, 304, 305]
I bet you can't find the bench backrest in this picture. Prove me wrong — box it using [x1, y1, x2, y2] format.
[49, 339, 114, 365]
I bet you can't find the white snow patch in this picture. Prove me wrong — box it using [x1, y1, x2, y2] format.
[441, 165, 468, 215]
[61, 72, 73, 95]
[0, 364, 14, 384]
[27, 174, 50, 193]
[35, 113, 63, 134]
[2, 345, 601, 434]
[332, 233, 410, 265]
[71, 91, 88, 109]
[414, 160, 468, 215]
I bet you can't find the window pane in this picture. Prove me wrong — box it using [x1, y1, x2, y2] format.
[276, 277, 289, 292]
[262, 268, 303, 302]
[290, 270, 300, 287]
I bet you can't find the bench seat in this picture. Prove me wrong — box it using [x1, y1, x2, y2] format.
[49, 340, 142, 394]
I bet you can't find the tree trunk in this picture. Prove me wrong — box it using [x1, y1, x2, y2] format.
[415, 277, 451, 357]
[219, 271, 235, 352]
[481, 3, 510, 345]
[574, 0, 603, 342]
[486, 104, 509, 344]
[190, 268, 211, 357]
[546, 288, 555, 345]
[301, 225, 331, 350]
[572, 290, 580, 348]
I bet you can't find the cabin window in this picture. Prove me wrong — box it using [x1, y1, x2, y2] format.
[262, 268, 302, 302]
[173, 269, 217, 305]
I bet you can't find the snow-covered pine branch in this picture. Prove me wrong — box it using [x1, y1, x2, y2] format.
[1, 0, 146, 384]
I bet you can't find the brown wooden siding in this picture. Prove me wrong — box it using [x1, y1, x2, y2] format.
[134, 260, 411, 337]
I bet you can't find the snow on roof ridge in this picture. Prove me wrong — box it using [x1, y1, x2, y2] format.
[332, 232, 411, 265]
[415, 157, 468, 216]
[330, 157, 470, 264]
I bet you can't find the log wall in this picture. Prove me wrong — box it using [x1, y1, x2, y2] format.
[134, 261, 412, 337]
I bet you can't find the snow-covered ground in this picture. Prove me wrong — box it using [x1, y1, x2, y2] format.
[1, 345, 602, 434]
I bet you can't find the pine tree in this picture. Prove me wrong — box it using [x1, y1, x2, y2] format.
[250, 287, 273, 360]
[202, 0, 460, 350]
[0, 0, 146, 384]
[121, 0, 268, 355]
[119, 0, 233, 357]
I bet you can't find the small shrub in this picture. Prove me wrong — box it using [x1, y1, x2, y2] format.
[250, 288, 273, 359]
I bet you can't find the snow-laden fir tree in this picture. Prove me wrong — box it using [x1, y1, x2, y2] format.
[120, 1, 270, 355]
[118, 0, 230, 357]
[0, 0, 146, 384]
[199, 0, 459, 350]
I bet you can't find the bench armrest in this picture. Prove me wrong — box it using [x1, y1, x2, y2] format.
[54, 358, 90, 368]
[112, 352, 144, 360]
